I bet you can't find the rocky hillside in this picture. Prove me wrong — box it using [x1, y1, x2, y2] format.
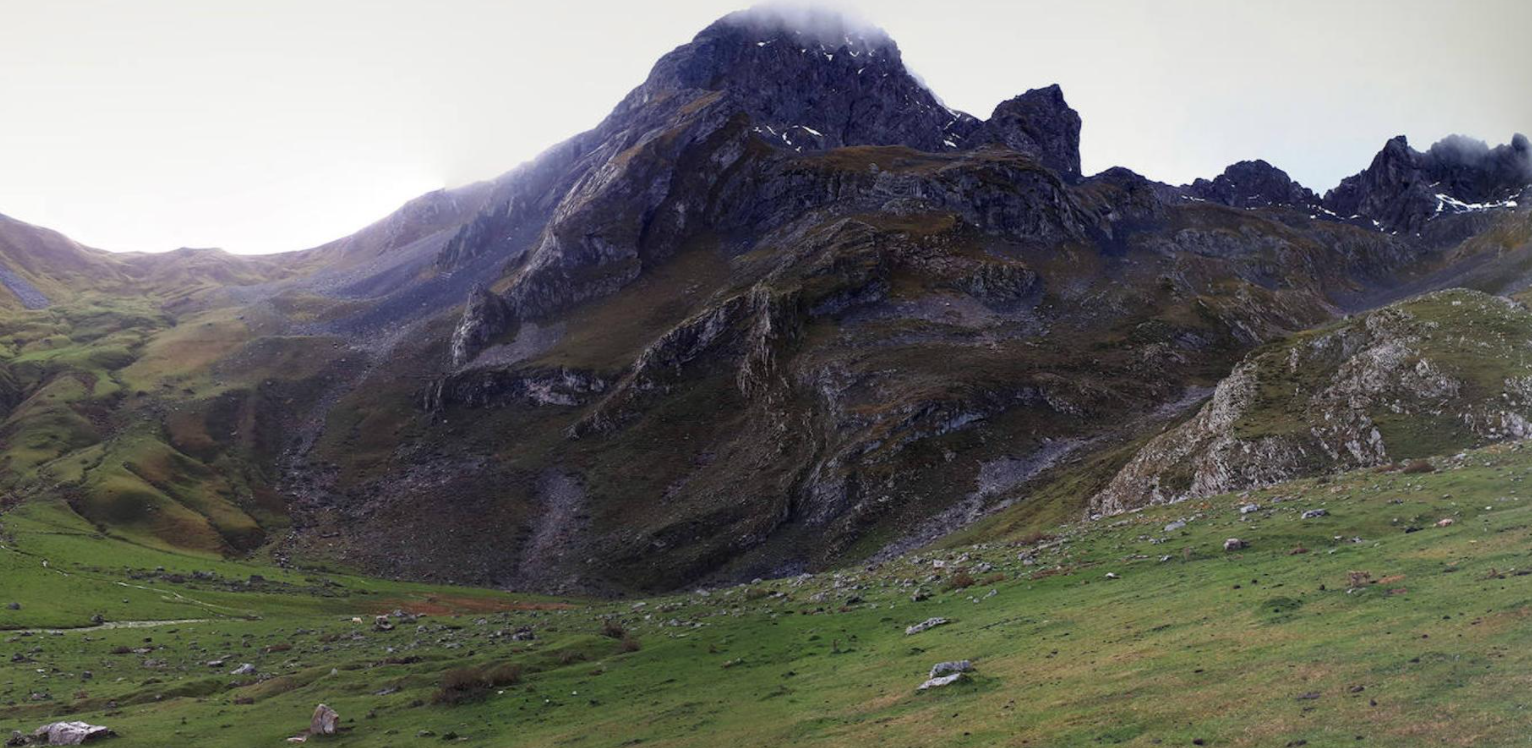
[2, 7, 1531, 595]
[1091, 288, 1532, 515]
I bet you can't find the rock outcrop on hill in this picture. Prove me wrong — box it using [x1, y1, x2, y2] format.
[1091, 290, 1532, 515]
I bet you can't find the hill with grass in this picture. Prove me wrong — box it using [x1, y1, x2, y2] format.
[1092, 288, 1532, 515]
[4, 435, 1532, 746]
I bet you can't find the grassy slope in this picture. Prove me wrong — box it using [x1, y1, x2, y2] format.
[0, 293, 346, 556]
[4, 439, 1531, 746]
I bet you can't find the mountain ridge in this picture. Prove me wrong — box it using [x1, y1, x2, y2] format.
[0, 7, 1529, 596]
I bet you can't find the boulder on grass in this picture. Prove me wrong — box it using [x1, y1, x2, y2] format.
[309, 704, 339, 736]
[30, 722, 115, 746]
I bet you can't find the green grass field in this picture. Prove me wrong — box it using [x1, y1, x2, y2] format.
[5, 440, 1531, 746]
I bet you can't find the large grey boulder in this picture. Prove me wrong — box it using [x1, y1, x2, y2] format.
[30, 722, 115, 746]
[918, 660, 974, 690]
[309, 704, 339, 736]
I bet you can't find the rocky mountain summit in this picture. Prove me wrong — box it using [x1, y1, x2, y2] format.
[1184, 159, 1318, 209]
[1323, 133, 1531, 233]
[2, 7, 1531, 595]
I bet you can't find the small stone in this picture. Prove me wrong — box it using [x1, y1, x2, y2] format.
[928, 660, 973, 679]
[917, 672, 966, 690]
[1240, 504, 1260, 514]
[1301, 509, 1327, 519]
[904, 617, 949, 636]
[1224, 538, 1247, 551]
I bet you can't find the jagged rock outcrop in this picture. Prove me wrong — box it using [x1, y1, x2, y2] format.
[973, 85, 1083, 177]
[1091, 289, 1532, 515]
[1185, 159, 1318, 209]
[424, 366, 607, 412]
[1323, 134, 1531, 232]
[449, 284, 514, 368]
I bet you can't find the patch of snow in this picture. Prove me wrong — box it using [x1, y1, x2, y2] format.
[1434, 193, 1520, 214]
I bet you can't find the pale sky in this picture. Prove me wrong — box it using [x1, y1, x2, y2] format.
[2, 0, 1529, 254]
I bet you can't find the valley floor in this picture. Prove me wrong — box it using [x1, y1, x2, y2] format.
[4, 442, 1532, 746]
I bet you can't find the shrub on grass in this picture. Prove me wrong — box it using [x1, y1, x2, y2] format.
[432, 667, 490, 705]
[618, 635, 642, 653]
[484, 662, 522, 687]
[600, 619, 626, 639]
[1402, 459, 1435, 474]
[943, 571, 976, 591]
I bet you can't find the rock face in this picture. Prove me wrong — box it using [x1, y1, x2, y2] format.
[1323, 134, 1531, 232]
[1091, 289, 1532, 516]
[449, 284, 513, 368]
[973, 85, 1083, 177]
[1185, 160, 1318, 208]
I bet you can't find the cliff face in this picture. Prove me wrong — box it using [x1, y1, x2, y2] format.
[1091, 289, 1532, 515]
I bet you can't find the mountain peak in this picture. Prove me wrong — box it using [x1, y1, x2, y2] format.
[1185, 159, 1318, 209]
[974, 84, 1082, 176]
[624, 4, 971, 152]
[708, 4, 895, 52]
[1324, 133, 1531, 232]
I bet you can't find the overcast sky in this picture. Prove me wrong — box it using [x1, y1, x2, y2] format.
[2, 0, 1529, 254]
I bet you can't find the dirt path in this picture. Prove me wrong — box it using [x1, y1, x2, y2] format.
[10, 618, 211, 636]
